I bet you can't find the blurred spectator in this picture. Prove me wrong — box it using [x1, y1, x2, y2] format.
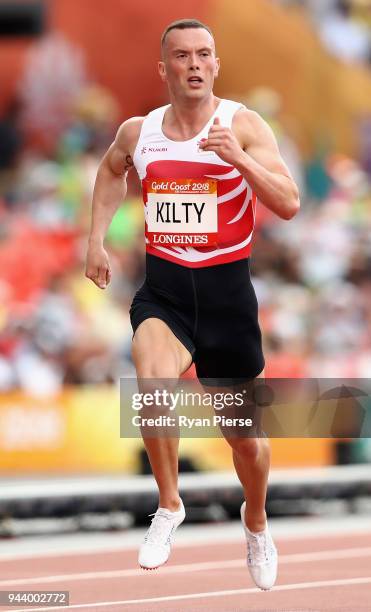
[319, 0, 370, 63]
[280, 0, 371, 64]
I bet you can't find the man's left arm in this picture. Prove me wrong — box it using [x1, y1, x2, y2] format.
[200, 110, 300, 220]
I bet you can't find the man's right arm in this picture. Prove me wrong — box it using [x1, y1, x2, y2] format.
[85, 117, 143, 289]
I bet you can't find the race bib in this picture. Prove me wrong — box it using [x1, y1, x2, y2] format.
[145, 178, 218, 247]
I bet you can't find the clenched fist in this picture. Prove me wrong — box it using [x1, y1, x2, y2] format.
[199, 117, 244, 166]
[85, 242, 111, 289]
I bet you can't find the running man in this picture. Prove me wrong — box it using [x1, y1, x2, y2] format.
[86, 18, 300, 590]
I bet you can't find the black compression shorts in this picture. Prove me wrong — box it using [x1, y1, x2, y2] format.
[129, 254, 265, 386]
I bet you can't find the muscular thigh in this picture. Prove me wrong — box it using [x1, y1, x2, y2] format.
[132, 318, 192, 379]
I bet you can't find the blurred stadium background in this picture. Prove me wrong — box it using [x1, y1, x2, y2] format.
[0, 0, 370, 533]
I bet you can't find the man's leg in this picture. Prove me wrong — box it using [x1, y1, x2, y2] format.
[131, 317, 192, 512]
[231, 435, 270, 532]
[227, 370, 270, 532]
[202, 371, 269, 531]
[210, 371, 277, 589]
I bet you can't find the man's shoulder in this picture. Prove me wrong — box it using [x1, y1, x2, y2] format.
[113, 116, 145, 154]
[232, 106, 263, 128]
[115, 104, 168, 142]
[116, 116, 144, 140]
[232, 106, 270, 141]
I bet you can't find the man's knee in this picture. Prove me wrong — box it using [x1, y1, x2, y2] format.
[227, 436, 260, 460]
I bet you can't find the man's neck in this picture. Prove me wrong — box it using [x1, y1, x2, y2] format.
[164, 95, 220, 140]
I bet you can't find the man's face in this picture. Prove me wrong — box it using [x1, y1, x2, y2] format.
[159, 28, 220, 100]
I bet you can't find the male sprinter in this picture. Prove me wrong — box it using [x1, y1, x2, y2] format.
[86, 19, 300, 590]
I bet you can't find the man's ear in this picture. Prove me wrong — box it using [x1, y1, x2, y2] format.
[158, 61, 166, 82]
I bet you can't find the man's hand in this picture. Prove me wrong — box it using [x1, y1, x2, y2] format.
[199, 117, 244, 166]
[85, 242, 111, 290]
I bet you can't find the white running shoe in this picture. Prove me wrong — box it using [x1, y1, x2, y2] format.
[240, 501, 278, 590]
[138, 499, 186, 570]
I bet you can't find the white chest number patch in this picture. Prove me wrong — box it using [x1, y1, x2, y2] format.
[145, 179, 218, 247]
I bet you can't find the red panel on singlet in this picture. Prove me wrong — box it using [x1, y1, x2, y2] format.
[144, 160, 256, 268]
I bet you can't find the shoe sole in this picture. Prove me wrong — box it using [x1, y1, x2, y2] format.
[139, 567, 273, 589]
[139, 558, 169, 571]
